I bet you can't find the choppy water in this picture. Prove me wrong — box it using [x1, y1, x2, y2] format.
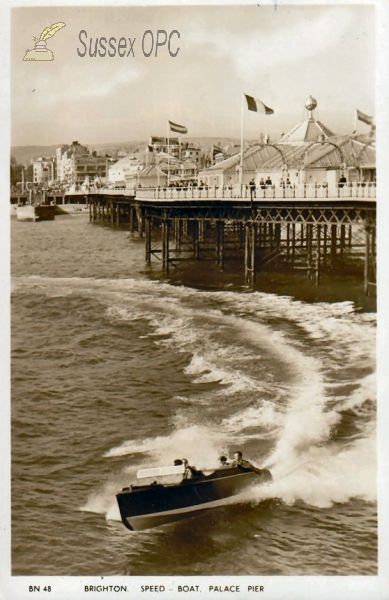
[11, 214, 377, 576]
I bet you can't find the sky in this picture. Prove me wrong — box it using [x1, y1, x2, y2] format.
[10, 4, 376, 147]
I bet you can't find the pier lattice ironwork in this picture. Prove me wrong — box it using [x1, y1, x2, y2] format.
[86, 188, 376, 295]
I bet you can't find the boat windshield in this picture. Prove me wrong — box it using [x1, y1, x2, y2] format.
[136, 464, 186, 485]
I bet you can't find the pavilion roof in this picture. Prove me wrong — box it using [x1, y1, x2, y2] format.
[279, 118, 335, 143]
[202, 136, 375, 174]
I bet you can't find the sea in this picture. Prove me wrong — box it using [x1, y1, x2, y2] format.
[10, 212, 378, 580]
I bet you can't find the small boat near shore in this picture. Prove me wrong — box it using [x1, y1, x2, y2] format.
[16, 203, 56, 222]
[116, 459, 272, 531]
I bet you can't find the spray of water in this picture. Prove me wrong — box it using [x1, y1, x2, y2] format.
[72, 279, 376, 517]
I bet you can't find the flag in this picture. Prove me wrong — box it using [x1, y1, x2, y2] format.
[212, 145, 223, 158]
[168, 120, 188, 134]
[244, 94, 274, 115]
[356, 109, 373, 126]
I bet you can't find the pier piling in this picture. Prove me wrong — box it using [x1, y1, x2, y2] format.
[86, 190, 376, 294]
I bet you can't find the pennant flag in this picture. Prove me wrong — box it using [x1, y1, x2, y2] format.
[244, 94, 274, 115]
[169, 120, 188, 134]
[356, 109, 373, 126]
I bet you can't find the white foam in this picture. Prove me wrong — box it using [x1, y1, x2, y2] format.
[184, 354, 211, 375]
[260, 429, 377, 508]
[39, 279, 374, 518]
[338, 372, 376, 413]
[106, 502, 122, 522]
[105, 422, 225, 465]
[222, 401, 279, 433]
[80, 479, 122, 515]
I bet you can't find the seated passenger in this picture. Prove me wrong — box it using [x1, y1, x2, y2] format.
[182, 458, 202, 479]
[232, 451, 262, 474]
[218, 455, 230, 467]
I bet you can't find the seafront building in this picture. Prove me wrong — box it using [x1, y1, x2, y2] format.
[32, 157, 56, 184]
[157, 157, 198, 181]
[181, 144, 202, 166]
[148, 136, 202, 167]
[56, 141, 107, 184]
[108, 154, 143, 186]
[149, 136, 181, 158]
[107, 143, 200, 189]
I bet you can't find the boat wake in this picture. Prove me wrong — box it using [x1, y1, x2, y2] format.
[22, 276, 375, 518]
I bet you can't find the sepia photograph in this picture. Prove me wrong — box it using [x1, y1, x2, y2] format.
[1, 0, 389, 598]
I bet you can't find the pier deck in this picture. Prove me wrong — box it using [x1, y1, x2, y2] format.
[11, 184, 375, 294]
[86, 183, 376, 294]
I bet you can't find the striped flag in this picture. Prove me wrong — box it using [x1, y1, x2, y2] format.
[244, 94, 274, 115]
[168, 120, 188, 134]
[212, 145, 223, 158]
[356, 109, 373, 126]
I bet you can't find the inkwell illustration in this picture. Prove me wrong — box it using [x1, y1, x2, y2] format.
[23, 22, 66, 61]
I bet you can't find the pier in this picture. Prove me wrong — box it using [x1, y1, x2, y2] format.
[86, 183, 376, 295]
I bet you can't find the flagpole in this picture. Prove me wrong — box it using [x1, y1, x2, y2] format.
[157, 145, 160, 187]
[240, 93, 245, 187]
[354, 109, 357, 136]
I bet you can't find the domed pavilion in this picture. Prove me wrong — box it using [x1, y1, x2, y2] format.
[199, 97, 375, 189]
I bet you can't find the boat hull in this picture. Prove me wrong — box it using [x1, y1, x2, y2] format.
[117, 467, 272, 531]
[16, 204, 56, 222]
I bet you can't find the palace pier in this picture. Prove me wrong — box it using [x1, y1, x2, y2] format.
[11, 96, 377, 295]
[86, 183, 376, 295]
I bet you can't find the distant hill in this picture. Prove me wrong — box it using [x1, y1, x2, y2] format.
[11, 145, 59, 165]
[11, 137, 241, 165]
[13, 133, 373, 166]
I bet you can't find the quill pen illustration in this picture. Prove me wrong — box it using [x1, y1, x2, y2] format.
[24, 22, 66, 61]
[39, 22, 66, 42]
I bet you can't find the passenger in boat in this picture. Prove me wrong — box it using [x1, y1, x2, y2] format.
[232, 451, 244, 467]
[218, 455, 230, 467]
[208, 455, 231, 478]
[182, 458, 202, 479]
[232, 451, 263, 474]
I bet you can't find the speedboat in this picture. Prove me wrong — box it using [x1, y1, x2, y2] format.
[116, 460, 272, 531]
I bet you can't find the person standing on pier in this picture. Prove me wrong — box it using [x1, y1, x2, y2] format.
[249, 178, 256, 201]
[339, 174, 347, 188]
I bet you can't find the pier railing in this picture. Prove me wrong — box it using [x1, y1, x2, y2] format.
[136, 182, 376, 202]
